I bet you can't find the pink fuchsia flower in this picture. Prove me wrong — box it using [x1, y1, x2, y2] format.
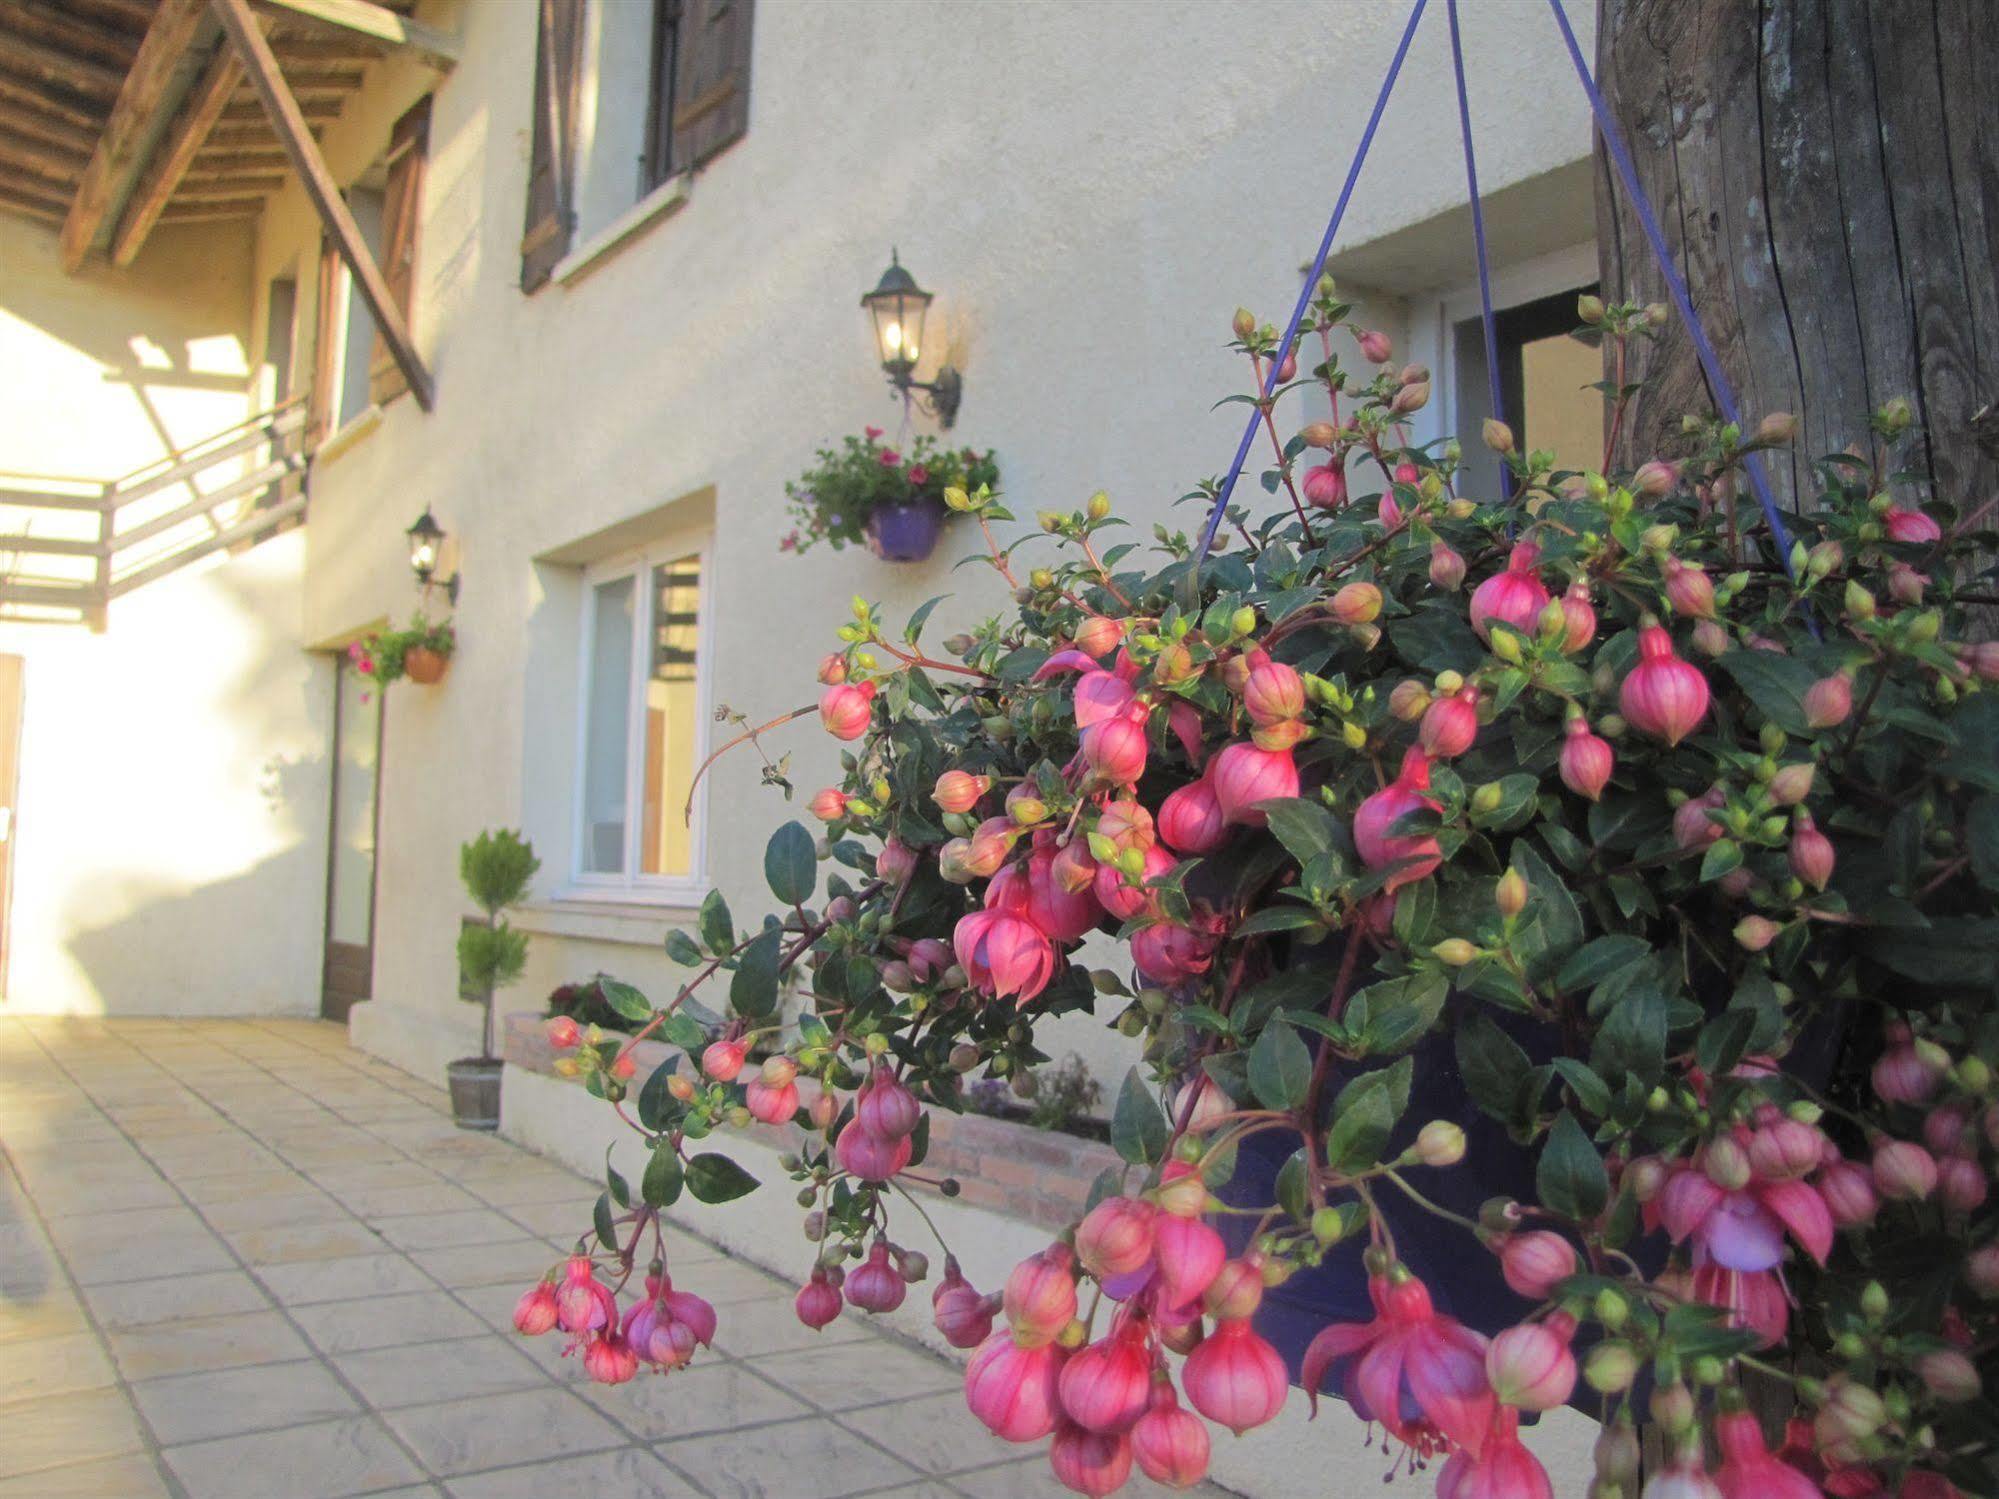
[1557, 581, 1597, 653]
[931, 1258, 996, 1349]
[1664, 556, 1717, 618]
[1499, 1230, 1577, 1300]
[1884, 506, 1942, 543]
[1620, 623, 1710, 745]
[1072, 669, 1136, 728]
[623, 1275, 716, 1370]
[1302, 463, 1348, 509]
[1058, 1320, 1153, 1434]
[743, 1077, 799, 1124]
[953, 908, 1057, 1005]
[864, 425, 883, 440]
[1209, 742, 1300, 826]
[554, 1255, 617, 1335]
[1048, 1420, 1134, 1497]
[1655, 1162, 1834, 1272]
[1157, 778, 1227, 855]
[1646, 1447, 1727, 1499]
[1242, 658, 1305, 726]
[1151, 1212, 1226, 1309]
[582, 1330, 639, 1384]
[965, 1331, 1066, 1443]
[856, 1065, 921, 1141]
[1872, 1138, 1938, 1200]
[1816, 1159, 1880, 1228]
[834, 1120, 913, 1182]
[1180, 1318, 1288, 1436]
[1559, 714, 1614, 801]
[1094, 798, 1155, 856]
[818, 681, 876, 740]
[932, 770, 989, 814]
[794, 1269, 843, 1329]
[1082, 711, 1148, 789]
[512, 1280, 559, 1335]
[1352, 748, 1443, 890]
[1469, 542, 1551, 643]
[701, 1038, 745, 1081]
[1131, 1381, 1211, 1488]
[1484, 1315, 1576, 1411]
[1715, 1407, 1822, 1499]
[1131, 919, 1218, 985]
[1022, 845, 1102, 943]
[1690, 1263, 1790, 1348]
[1419, 685, 1480, 758]
[1093, 843, 1173, 923]
[877, 448, 902, 467]
[1076, 1196, 1158, 1280]
[843, 1241, 907, 1314]
[1301, 1272, 1495, 1459]
[1437, 1407, 1554, 1499]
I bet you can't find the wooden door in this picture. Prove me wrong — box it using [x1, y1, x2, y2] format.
[321, 653, 382, 1022]
[0, 656, 20, 1000]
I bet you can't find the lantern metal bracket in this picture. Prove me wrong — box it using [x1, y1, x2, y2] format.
[886, 365, 963, 429]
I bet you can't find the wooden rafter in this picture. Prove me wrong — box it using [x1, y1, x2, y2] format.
[209, 0, 432, 409]
[110, 41, 241, 266]
[58, 0, 208, 269]
[254, 0, 456, 67]
[0, 70, 101, 132]
[0, 3, 141, 69]
[0, 98, 95, 154]
[0, 32, 127, 100]
[0, 127, 84, 183]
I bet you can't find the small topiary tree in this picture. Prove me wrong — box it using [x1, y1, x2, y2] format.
[457, 829, 538, 1061]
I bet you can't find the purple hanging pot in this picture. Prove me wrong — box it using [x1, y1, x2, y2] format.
[865, 500, 946, 563]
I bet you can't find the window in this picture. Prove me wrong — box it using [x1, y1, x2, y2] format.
[1451, 285, 1603, 474]
[573, 542, 709, 899]
[521, 0, 754, 290]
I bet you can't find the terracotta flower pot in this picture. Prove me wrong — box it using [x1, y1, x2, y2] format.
[403, 646, 448, 685]
[865, 500, 947, 563]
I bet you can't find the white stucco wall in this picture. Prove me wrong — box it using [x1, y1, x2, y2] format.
[0, 215, 329, 1017]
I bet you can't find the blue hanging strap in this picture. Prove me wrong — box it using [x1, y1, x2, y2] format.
[1446, 0, 1509, 502]
[1544, 0, 1800, 578]
[1194, 0, 1429, 569]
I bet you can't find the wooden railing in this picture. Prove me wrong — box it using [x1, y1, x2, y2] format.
[0, 398, 312, 629]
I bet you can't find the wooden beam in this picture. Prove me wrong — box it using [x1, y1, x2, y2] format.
[253, 0, 455, 67]
[0, 126, 89, 180]
[0, 3, 142, 70]
[0, 32, 128, 100]
[0, 68, 105, 131]
[157, 200, 261, 222]
[192, 147, 286, 170]
[110, 41, 241, 266]
[220, 95, 337, 122]
[0, 99, 98, 154]
[0, 161, 72, 202]
[173, 174, 282, 199]
[209, 0, 432, 410]
[59, 0, 209, 270]
[0, 185, 65, 222]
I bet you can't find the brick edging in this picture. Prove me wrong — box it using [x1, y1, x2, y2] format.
[501, 1012, 1119, 1232]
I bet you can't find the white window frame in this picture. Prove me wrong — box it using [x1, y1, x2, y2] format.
[566, 533, 713, 906]
[1403, 240, 1600, 451]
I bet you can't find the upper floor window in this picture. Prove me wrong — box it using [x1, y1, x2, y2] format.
[1451, 284, 1603, 475]
[573, 541, 710, 900]
[521, 0, 755, 291]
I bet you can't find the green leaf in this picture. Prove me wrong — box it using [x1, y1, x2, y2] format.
[1084, 1167, 1124, 1215]
[660, 1011, 709, 1052]
[1696, 1008, 1757, 1078]
[605, 1150, 630, 1209]
[1555, 936, 1651, 996]
[1592, 987, 1668, 1087]
[729, 928, 782, 1018]
[1537, 1110, 1609, 1221]
[904, 594, 947, 644]
[1699, 839, 1744, 883]
[665, 929, 705, 967]
[684, 1153, 760, 1204]
[764, 822, 818, 906]
[1326, 1074, 1397, 1175]
[1457, 1011, 1532, 1121]
[1259, 798, 1347, 866]
[1248, 1021, 1312, 1109]
[1716, 651, 1820, 735]
[1111, 1069, 1168, 1166]
[1552, 1058, 1612, 1116]
[1351, 972, 1448, 1057]
[636, 1061, 686, 1131]
[1275, 1149, 1311, 1221]
[592, 1190, 617, 1250]
[642, 1145, 684, 1207]
[1235, 906, 1326, 937]
[1511, 845, 1583, 982]
[698, 890, 734, 954]
[598, 978, 653, 1025]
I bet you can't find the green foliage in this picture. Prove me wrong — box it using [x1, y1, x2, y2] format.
[460, 829, 539, 915]
[352, 613, 454, 686]
[457, 920, 527, 994]
[782, 431, 999, 553]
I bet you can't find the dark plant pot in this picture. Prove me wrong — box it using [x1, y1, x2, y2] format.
[404, 646, 448, 685]
[447, 1056, 503, 1131]
[865, 501, 946, 563]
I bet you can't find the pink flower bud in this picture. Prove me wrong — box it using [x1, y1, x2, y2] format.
[953, 909, 1057, 1006]
[1768, 763, 1815, 805]
[1209, 743, 1300, 827]
[741, 1077, 799, 1124]
[1243, 659, 1305, 726]
[965, 1331, 1065, 1442]
[513, 1282, 559, 1335]
[1817, 1159, 1879, 1228]
[819, 681, 876, 740]
[817, 653, 848, 685]
[1748, 1117, 1825, 1181]
[1095, 799, 1155, 856]
[1048, 1420, 1133, 1497]
[1419, 686, 1480, 758]
[1872, 1042, 1943, 1105]
[1788, 815, 1835, 891]
[1884, 506, 1942, 543]
[1663, 557, 1716, 618]
[857, 1067, 922, 1142]
[1153, 1214, 1226, 1308]
[1331, 581, 1382, 626]
[795, 1270, 843, 1329]
[1872, 1139, 1939, 1200]
[1674, 788, 1726, 850]
[1620, 625, 1710, 745]
[1924, 1103, 1973, 1158]
[836, 1120, 914, 1183]
[1939, 1156, 1987, 1213]
[1180, 1319, 1287, 1435]
[1802, 671, 1853, 729]
[1557, 582, 1597, 653]
[1470, 543, 1552, 643]
[932, 1283, 996, 1350]
[1967, 1243, 1999, 1297]
[1022, 845, 1101, 943]
[1073, 615, 1124, 659]
[933, 770, 989, 815]
[1075, 1196, 1157, 1280]
[1429, 540, 1466, 592]
[1633, 459, 1678, 497]
[1352, 749, 1442, 890]
[1500, 1231, 1577, 1300]
[1093, 843, 1173, 923]
[1132, 921, 1218, 985]
[1916, 1348, 1980, 1403]
[1487, 1319, 1577, 1411]
[583, 1331, 639, 1384]
[1301, 464, 1348, 509]
[545, 1016, 581, 1050]
[1559, 715, 1614, 801]
[844, 1241, 907, 1314]
[1378, 489, 1404, 530]
[1202, 1258, 1265, 1321]
[1969, 641, 1999, 683]
[876, 836, 917, 885]
[1157, 779, 1227, 856]
[1082, 713, 1148, 789]
[1057, 1324, 1153, 1434]
[1004, 1247, 1078, 1343]
[1131, 1382, 1211, 1488]
[555, 1256, 615, 1334]
[1358, 329, 1393, 364]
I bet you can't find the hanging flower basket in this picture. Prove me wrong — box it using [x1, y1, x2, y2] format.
[403, 645, 449, 685]
[780, 427, 998, 562]
[352, 614, 455, 688]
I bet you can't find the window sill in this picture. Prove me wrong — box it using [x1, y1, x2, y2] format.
[553, 174, 692, 289]
[516, 896, 701, 946]
[314, 405, 383, 465]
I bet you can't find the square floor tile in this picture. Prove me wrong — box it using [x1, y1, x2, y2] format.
[334, 1334, 548, 1408]
[84, 1270, 271, 1330]
[256, 1252, 435, 1306]
[409, 1240, 563, 1289]
[658, 1416, 919, 1499]
[340, 1184, 486, 1219]
[107, 1310, 313, 1380]
[65, 1229, 233, 1287]
[163, 1414, 424, 1499]
[0, 1453, 170, 1497]
[292, 1290, 485, 1355]
[0, 1330, 116, 1404]
[444, 1446, 697, 1499]
[383, 1386, 626, 1476]
[577, 1360, 809, 1440]
[372, 1209, 528, 1253]
[711, 1297, 873, 1360]
[0, 1288, 89, 1346]
[839, 1391, 1025, 1476]
[222, 1219, 387, 1266]
[0, 1388, 147, 1479]
[199, 1191, 353, 1234]
[132, 1359, 358, 1444]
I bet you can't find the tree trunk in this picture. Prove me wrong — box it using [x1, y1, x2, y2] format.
[1594, 0, 1999, 514]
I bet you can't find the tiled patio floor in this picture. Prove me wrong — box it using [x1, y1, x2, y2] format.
[0, 1017, 1229, 1499]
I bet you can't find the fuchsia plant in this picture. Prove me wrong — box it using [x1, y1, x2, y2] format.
[516, 283, 1999, 1497]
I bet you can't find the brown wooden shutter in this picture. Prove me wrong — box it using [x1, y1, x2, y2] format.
[370, 96, 430, 407]
[520, 0, 585, 292]
[308, 234, 340, 443]
[641, 0, 681, 192]
[668, 0, 753, 177]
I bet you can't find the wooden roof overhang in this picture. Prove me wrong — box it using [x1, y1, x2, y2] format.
[0, 0, 450, 406]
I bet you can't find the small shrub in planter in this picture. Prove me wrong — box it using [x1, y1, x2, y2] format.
[546, 976, 641, 1035]
[782, 428, 999, 561]
[352, 613, 455, 687]
[451, 828, 537, 1130]
[509, 287, 1999, 1498]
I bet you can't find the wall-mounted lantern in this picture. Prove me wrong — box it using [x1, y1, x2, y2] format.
[861, 250, 963, 428]
[406, 507, 460, 603]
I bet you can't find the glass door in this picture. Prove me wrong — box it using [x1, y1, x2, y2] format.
[321, 652, 382, 1021]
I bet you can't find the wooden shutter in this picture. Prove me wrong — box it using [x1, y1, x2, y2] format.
[668, 0, 753, 177]
[641, 0, 681, 192]
[308, 234, 340, 443]
[370, 96, 430, 407]
[520, 0, 586, 292]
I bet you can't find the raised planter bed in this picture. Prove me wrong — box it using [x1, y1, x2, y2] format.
[501, 1012, 1118, 1233]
